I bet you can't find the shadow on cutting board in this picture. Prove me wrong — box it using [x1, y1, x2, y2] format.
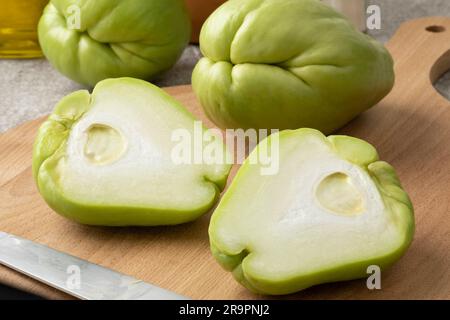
[0, 283, 44, 300]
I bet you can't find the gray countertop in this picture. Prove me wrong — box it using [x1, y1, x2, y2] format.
[1, 0, 449, 133]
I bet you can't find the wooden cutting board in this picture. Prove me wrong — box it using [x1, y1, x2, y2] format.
[1, 17, 450, 300]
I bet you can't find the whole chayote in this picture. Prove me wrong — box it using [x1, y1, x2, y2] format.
[192, 0, 395, 134]
[38, 0, 191, 87]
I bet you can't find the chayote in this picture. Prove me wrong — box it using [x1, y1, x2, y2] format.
[33, 78, 231, 226]
[192, 0, 395, 134]
[209, 128, 414, 295]
[38, 0, 191, 87]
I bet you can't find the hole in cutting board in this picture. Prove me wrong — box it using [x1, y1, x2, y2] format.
[426, 25, 446, 33]
[435, 71, 450, 101]
[430, 26, 450, 102]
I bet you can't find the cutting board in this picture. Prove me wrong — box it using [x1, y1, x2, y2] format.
[1, 17, 450, 300]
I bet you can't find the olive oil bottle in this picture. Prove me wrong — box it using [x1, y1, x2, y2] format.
[0, 0, 48, 58]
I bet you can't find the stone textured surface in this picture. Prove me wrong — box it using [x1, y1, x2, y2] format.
[1, 0, 449, 133]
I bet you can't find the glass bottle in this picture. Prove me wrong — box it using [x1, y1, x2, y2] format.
[322, 0, 367, 32]
[0, 0, 48, 59]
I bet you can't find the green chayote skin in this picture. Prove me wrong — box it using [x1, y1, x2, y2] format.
[209, 129, 414, 295]
[38, 0, 191, 87]
[192, 0, 395, 134]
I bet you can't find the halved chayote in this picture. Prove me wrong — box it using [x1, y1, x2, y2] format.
[33, 78, 231, 226]
[209, 128, 414, 295]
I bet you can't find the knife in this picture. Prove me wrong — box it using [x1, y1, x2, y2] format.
[0, 232, 188, 300]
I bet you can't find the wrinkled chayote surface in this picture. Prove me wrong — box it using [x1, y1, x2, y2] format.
[193, 0, 395, 134]
[209, 128, 414, 295]
[39, 0, 191, 87]
[33, 78, 231, 226]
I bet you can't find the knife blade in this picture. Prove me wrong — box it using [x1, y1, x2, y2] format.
[0, 232, 188, 300]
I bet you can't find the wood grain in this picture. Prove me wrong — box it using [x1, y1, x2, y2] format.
[1, 17, 450, 299]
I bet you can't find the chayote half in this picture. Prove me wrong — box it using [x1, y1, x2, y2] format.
[33, 78, 231, 226]
[192, 0, 395, 134]
[38, 0, 191, 87]
[209, 128, 414, 295]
